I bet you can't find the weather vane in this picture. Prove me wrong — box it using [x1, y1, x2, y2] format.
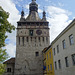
[32, 0, 36, 1]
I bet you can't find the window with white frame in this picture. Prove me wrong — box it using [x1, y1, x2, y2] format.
[50, 64, 52, 71]
[58, 60, 61, 69]
[55, 61, 57, 70]
[62, 40, 66, 49]
[65, 57, 69, 67]
[57, 45, 59, 53]
[69, 34, 74, 45]
[48, 65, 49, 71]
[72, 54, 75, 65]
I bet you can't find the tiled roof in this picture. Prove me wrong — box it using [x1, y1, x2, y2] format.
[3, 58, 15, 64]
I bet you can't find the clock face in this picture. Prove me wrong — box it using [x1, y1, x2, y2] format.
[36, 30, 42, 35]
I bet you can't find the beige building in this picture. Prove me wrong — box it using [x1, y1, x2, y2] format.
[52, 19, 75, 75]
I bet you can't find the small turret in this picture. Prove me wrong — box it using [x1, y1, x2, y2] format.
[20, 8, 25, 21]
[21, 10, 24, 17]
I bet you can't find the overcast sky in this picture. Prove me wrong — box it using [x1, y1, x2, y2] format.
[0, 0, 74, 58]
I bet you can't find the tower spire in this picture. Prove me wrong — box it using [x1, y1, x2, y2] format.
[21, 7, 24, 17]
[43, 7, 46, 18]
[42, 7, 46, 21]
[29, 0, 38, 14]
[20, 7, 25, 21]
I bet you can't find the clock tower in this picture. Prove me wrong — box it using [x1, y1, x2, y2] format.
[15, 0, 50, 75]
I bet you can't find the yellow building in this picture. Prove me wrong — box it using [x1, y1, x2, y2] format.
[43, 45, 55, 75]
[42, 47, 47, 75]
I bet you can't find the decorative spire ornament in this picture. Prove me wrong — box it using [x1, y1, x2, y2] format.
[43, 7, 46, 18]
[21, 7, 24, 17]
[32, 0, 36, 1]
[42, 6, 46, 21]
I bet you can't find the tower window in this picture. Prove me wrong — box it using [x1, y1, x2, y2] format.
[46, 37, 48, 42]
[7, 68, 11, 72]
[43, 37, 44, 42]
[38, 37, 40, 42]
[35, 52, 39, 56]
[22, 37, 24, 46]
[29, 30, 33, 36]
